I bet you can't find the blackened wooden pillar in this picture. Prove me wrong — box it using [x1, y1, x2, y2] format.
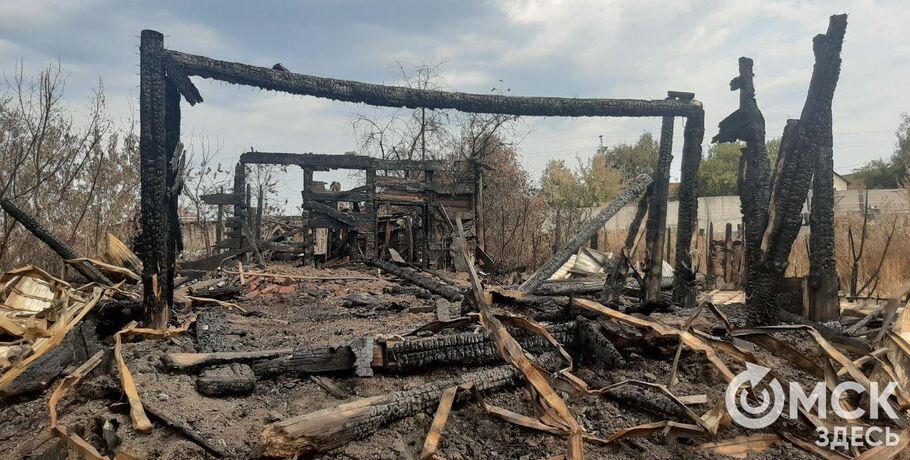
[672, 112, 704, 306]
[365, 168, 377, 259]
[423, 169, 433, 267]
[215, 186, 224, 249]
[644, 115, 675, 302]
[301, 168, 314, 266]
[139, 30, 171, 329]
[474, 162, 485, 252]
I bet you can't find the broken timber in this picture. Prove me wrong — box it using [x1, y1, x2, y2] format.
[644, 115, 675, 302]
[261, 364, 520, 457]
[0, 199, 112, 285]
[165, 323, 576, 377]
[519, 173, 652, 294]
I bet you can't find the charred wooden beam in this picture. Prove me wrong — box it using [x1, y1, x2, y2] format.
[713, 57, 772, 313]
[367, 258, 464, 301]
[240, 151, 452, 172]
[261, 364, 519, 457]
[200, 192, 238, 206]
[167, 50, 702, 118]
[520, 173, 652, 294]
[0, 199, 112, 285]
[807, 17, 847, 322]
[752, 15, 848, 324]
[139, 29, 171, 328]
[672, 111, 704, 306]
[644, 115, 674, 302]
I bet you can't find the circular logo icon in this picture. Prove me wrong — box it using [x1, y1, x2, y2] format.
[725, 362, 786, 429]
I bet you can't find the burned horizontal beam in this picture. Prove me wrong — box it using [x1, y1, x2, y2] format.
[240, 151, 452, 171]
[167, 49, 703, 118]
[200, 192, 240, 206]
[165, 323, 574, 377]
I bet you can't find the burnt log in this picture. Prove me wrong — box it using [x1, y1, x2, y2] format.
[520, 174, 653, 294]
[0, 199, 112, 285]
[382, 322, 575, 372]
[644, 115, 675, 302]
[197, 363, 256, 396]
[367, 258, 464, 301]
[261, 364, 520, 457]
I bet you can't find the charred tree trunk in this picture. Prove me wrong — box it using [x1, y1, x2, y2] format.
[138, 30, 171, 329]
[807, 18, 847, 322]
[672, 112, 704, 306]
[644, 116, 675, 302]
[750, 15, 848, 324]
[520, 174, 652, 294]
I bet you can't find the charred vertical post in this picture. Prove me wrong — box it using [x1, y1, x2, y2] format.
[215, 186, 224, 248]
[672, 111, 704, 306]
[256, 184, 264, 241]
[644, 115, 675, 302]
[422, 169, 432, 266]
[365, 168, 377, 260]
[713, 57, 772, 311]
[473, 161, 485, 252]
[751, 14, 848, 324]
[807, 19, 846, 322]
[302, 168, 314, 266]
[723, 223, 733, 284]
[164, 70, 182, 312]
[139, 30, 171, 329]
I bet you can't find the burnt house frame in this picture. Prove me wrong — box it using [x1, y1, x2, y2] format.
[138, 29, 705, 327]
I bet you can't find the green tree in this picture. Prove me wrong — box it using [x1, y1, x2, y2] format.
[848, 114, 910, 189]
[599, 132, 659, 182]
[576, 150, 625, 204]
[541, 159, 585, 207]
[697, 142, 743, 196]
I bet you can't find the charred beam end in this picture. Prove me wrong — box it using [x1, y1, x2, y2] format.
[164, 48, 702, 118]
[520, 173, 653, 294]
[672, 112, 704, 306]
[0, 199, 112, 285]
[139, 29, 171, 329]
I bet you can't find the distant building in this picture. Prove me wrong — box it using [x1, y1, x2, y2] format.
[833, 171, 850, 191]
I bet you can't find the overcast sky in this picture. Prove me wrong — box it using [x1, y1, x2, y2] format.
[1, 0, 908, 211]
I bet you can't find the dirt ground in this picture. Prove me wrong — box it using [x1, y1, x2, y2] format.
[0, 262, 894, 459]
